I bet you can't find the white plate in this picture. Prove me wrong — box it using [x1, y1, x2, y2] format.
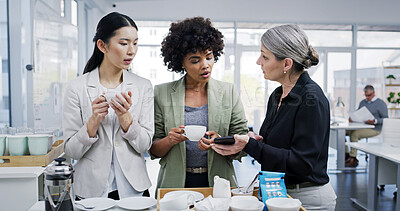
[117, 196, 157, 210]
[75, 197, 116, 211]
[163, 190, 205, 202]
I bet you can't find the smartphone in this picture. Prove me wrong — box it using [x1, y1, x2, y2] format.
[214, 136, 235, 145]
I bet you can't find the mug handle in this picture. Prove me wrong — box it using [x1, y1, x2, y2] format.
[181, 128, 188, 139]
[186, 194, 195, 206]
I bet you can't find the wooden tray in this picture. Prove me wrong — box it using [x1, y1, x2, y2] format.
[157, 187, 306, 211]
[0, 140, 64, 167]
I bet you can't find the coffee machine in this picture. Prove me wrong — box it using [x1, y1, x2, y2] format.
[44, 157, 74, 211]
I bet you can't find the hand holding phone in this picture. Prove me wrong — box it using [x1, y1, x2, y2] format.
[214, 136, 235, 145]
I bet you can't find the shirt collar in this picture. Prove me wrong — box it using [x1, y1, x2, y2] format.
[367, 96, 378, 103]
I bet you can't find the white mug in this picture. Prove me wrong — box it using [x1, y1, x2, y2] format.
[159, 193, 194, 210]
[183, 125, 206, 141]
[101, 91, 123, 106]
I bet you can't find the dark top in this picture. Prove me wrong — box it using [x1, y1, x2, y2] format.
[243, 72, 330, 185]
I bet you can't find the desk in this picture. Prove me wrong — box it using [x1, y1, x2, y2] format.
[347, 142, 400, 211]
[0, 167, 44, 211]
[330, 122, 374, 170]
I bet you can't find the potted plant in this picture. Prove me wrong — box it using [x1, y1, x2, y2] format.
[386, 74, 396, 84]
[387, 92, 397, 107]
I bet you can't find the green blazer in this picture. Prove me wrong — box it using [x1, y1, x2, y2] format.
[152, 76, 248, 189]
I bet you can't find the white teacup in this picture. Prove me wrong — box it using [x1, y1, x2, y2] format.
[102, 92, 123, 106]
[183, 125, 206, 141]
[159, 193, 194, 210]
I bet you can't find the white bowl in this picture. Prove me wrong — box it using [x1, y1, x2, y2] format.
[231, 188, 253, 196]
[195, 197, 230, 211]
[265, 198, 301, 211]
[230, 196, 264, 211]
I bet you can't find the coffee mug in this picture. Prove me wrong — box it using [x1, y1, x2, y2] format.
[8, 135, 28, 156]
[159, 193, 194, 210]
[183, 125, 206, 141]
[102, 92, 123, 106]
[0, 135, 6, 156]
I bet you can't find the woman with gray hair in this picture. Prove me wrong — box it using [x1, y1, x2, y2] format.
[211, 25, 337, 210]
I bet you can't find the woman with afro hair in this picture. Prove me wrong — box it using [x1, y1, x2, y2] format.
[150, 17, 249, 189]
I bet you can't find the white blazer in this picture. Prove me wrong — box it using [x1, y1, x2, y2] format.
[63, 68, 154, 198]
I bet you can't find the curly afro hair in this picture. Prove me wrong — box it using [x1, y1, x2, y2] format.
[161, 17, 224, 74]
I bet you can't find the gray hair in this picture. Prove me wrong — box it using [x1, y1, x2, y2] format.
[261, 24, 319, 71]
[364, 85, 374, 92]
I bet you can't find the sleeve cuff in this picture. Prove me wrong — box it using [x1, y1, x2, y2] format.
[374, 119, 378, 124]
[121, 120, 141, 141]
[76, 124, 98, 146]
[243, 138, 258, 154]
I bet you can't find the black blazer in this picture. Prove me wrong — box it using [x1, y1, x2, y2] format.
[244, 72, 330, 185]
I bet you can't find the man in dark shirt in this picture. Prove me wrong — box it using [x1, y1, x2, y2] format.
[345, 85, 388, 167]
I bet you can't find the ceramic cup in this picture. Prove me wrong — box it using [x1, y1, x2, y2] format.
[231, 188, 254, 196]
[28, 134, 52, 155]
[8, 135, 28, 156]
[0, 135, 6, 163]
[102, 92, 123, 106]
[230, 196, 265, 211]
[159, 193, 194, 210]
[0, 135, 6, 156]
[265, 198, 301, 211]
[183, 125, 206, 141]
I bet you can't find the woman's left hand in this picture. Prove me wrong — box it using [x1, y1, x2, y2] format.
[211, 134, 249, 156]
[198, 131, 220, 151]
[110, 91, 133, 132]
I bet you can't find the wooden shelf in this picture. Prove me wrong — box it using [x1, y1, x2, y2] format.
[385, 84, 400, 86]
[388, 107, 400, 110]
[384, 66, 400, 69]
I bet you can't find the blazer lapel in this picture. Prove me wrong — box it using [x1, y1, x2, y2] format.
[86, 68, 112, 143]
[112, 70, 139, 139]
[170, 76, 186, 162]
[207, 78, 222, 134]
[206, 78, 222, 166]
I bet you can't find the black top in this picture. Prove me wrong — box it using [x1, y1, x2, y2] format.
[243, 72, 330, 185]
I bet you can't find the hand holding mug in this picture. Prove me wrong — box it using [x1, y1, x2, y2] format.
[91, 93, 109, 125]
[167, 125, 187, 146]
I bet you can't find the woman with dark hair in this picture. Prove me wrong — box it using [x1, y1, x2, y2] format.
[63, 12, 153, 199]
[211, 25, 337, 210]
[150, 17, 248, 189]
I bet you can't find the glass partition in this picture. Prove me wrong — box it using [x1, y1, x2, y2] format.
[0, 0, 9, 127]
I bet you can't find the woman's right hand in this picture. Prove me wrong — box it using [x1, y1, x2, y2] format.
[87, 95, 109, 137]
[167, 125, 187, 146]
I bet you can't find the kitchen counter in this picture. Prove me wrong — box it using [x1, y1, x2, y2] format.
[0, 167, 45, 211]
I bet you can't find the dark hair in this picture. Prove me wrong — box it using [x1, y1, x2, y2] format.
[364, 85, 374, 92]
[83, 12, 138, 74]
[161, 17, 224, 74]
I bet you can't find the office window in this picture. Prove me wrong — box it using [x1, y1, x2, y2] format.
[357, 49, 400, 112]
[71, 0, 77, 26]
[32, 0, 78, 128]
[0, 0, 9, 127]
[328, 52, 351, 115]
[358, 26, 400, 48]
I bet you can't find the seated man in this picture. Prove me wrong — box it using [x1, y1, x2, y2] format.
[345, 85, 388, 167]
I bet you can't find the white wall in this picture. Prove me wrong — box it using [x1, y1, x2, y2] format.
[108, 0, 400, 25]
